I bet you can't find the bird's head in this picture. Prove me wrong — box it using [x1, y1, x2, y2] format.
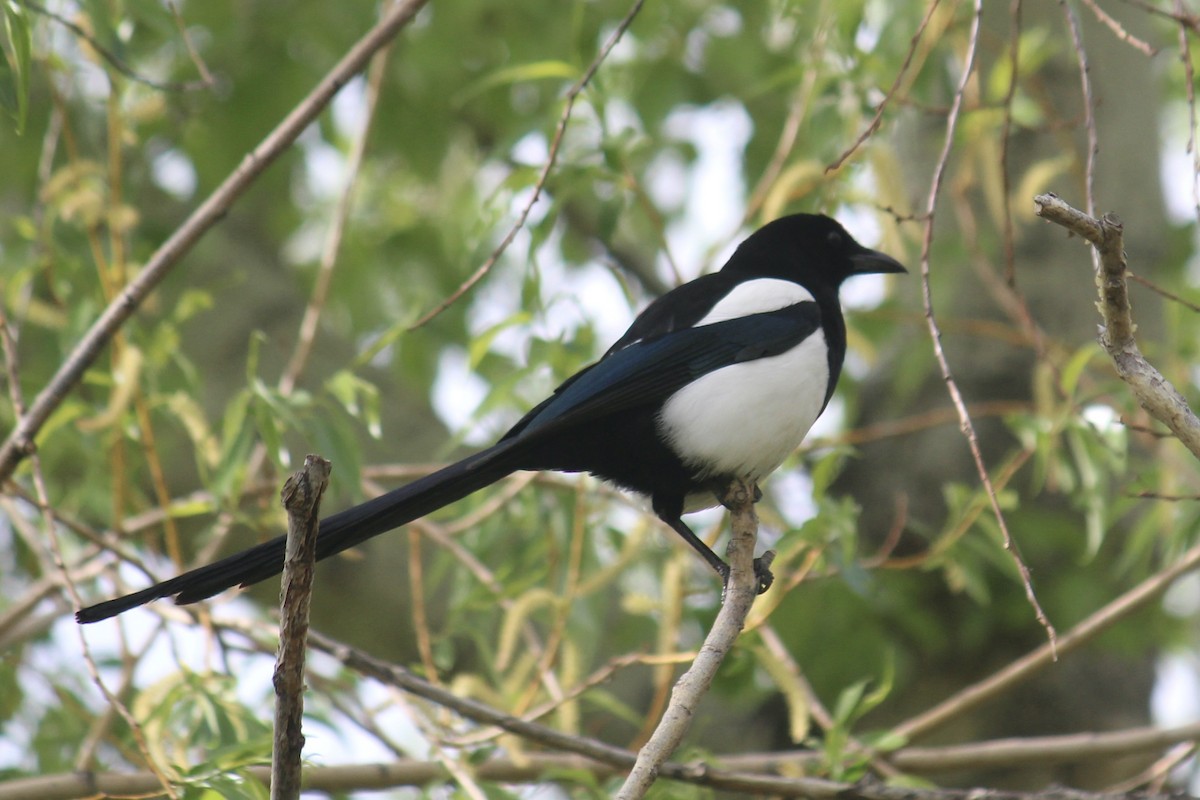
[724, 213, 906, 290]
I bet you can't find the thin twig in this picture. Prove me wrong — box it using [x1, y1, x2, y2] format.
[23, 0, 213, 92]
[1130, 491, 1200, 501]
[45, 477, 175, 794]
[1059, 0, 1099, 226]
[892, 534, 1200, 742]
[1176, 0, 1200, 224]
[0, 0, 431, 484]
[1127, 271, 1200, 314]
[756, 622, 904, 779]
[1078, 0, 1158, 55]
[1118, 0, 1200, 28]
[987, 0, 1058, 382]
[742, 46, 822, 223]
[449, 651, 697, 749]
[407, 0, 646, 330]
[1000, 0, 1023, 288]
[804, 400, 1031, 449]
[826, 0, 942, 173]
[407, 527, 440, 684]
[165, 0, 215, 88]
[1105, 742, 1198, 793]
[917, 0, 1057, 649]
[892, 721, 1200, 773]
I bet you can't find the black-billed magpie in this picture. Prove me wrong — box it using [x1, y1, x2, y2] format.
[76, 214, 904, 623]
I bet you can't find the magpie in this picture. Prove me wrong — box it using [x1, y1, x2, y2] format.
[76, 213, 904, 624]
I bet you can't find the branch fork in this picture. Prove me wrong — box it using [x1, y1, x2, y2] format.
[1034, 193, 1200, 461]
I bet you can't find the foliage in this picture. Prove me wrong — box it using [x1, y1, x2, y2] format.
[1, 0, 1199, 797]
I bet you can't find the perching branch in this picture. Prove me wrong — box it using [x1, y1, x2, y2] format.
[0, 0, 430, 484]
[617, 478, 770, 799]
[271, 455, 331, 800]
[1033, 193, 1200, 462]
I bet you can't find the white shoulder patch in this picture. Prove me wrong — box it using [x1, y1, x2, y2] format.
[695, 278, 814, 327]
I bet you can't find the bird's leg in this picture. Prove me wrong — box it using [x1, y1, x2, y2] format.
[709, 479, 773, 594]
[654, 503, 730, 579]
[654, 493, 772, 595]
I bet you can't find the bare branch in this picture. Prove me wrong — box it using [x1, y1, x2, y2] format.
[917, 0, 1056, 648]
[271, 455, 331, 800]
[8, 748, 1196, 800]
[1059, 0, 1100, 223]
[1078, 0, 1158, 56]
[893, 534, 1200, 742]
[1033, 193, 1200, 462]
[1127, 271, 1200, 314]
[891, 721, 1200, 773]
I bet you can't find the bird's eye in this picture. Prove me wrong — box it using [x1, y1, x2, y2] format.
[826, 230, 844, 248]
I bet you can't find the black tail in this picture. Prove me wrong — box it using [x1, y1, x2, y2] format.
[76, 442, 522, 623]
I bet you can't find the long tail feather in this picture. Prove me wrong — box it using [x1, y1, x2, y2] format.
[76, 442, 521, 623]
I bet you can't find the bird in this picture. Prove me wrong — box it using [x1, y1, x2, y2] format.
[76, 213, 904, 624]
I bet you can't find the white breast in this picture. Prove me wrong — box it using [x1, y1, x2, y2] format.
[656, 278, 828, 486]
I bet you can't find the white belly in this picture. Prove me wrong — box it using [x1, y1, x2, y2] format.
[657, 330, 829, 483]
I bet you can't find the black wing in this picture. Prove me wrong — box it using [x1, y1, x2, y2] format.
[603, 272, 738, 354]
[503, 301, 822, 442]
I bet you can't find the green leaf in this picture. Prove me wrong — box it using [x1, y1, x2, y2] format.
[251, 395, 284, 469]
[453, 59, 579, 106]
[326, 370, 382, 438]
[1, 0, 31, 134]
[468, 311, 533, 370]
[832, 678, 868, 726]
[212, 390, 255, 500]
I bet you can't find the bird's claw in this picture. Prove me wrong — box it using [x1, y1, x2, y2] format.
[753, 553, 775, 593]
[717, 550, 775, 598]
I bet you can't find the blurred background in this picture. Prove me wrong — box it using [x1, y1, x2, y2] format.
[2, 0, 1200, 796]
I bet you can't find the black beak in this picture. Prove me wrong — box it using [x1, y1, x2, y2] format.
[849, 247, 907, 276]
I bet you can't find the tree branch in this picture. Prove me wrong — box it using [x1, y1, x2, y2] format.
[7, 751, 1194, 800]
[271, 456, 330, 800]
[617, 478, 768, 798]
[1033, 193, 1200, 461]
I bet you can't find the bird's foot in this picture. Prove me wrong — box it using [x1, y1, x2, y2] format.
[717, 550, 775, 597]
[753, 551, 775, 593]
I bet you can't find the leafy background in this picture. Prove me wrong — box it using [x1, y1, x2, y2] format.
[2, 0, 1200, 797]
